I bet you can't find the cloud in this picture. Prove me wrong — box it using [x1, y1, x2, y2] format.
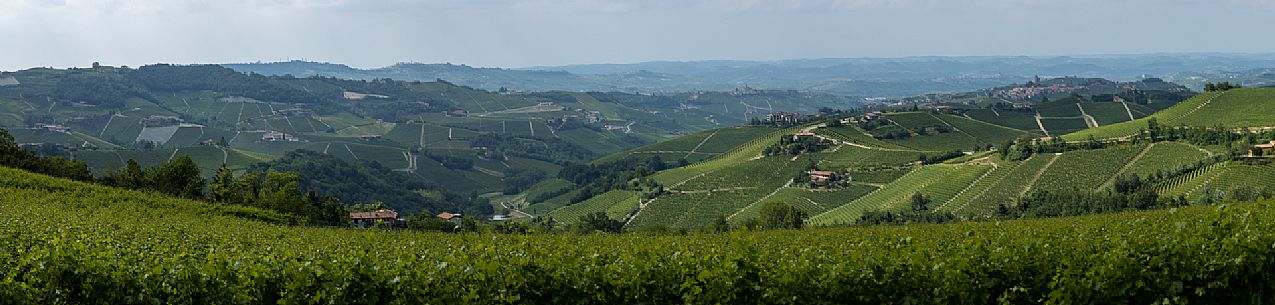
[0, 0, 1272, 71]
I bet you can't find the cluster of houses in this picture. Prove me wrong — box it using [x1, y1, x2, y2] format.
[348, 209, 475, 228]
[840, 111, 884, 125]
[731, 85, 761, 96]
[766, 112, 804, 125]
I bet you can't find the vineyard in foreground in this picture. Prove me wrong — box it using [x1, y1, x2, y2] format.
[4, 167, 1275, 303]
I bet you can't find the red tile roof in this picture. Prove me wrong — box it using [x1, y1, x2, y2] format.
[436, 212, 464, 220]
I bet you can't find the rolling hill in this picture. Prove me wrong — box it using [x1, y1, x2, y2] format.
[0, 64, 859, 212]
[519, 88, 1275, 229]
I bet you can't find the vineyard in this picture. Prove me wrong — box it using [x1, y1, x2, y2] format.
[962, 154, 1058, 215]
[546, 189, 639, 223]
[6, 166, 1275, 303]
[936, 160, 1020, 215]
[1064, 88, 1275, 140]
[1158, 161, 1275, 201]
[963, 109, 1040, 131]
[807, 164, 992, 225]
[726, 185, 878, 223]
[1031, 144, 1145, 192]
[1123, 141, 1211, 177]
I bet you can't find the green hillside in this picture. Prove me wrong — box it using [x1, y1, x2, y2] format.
[1, 65, 861, 213]
[560, 112, 1273, 229]
[5, 165, 1275, 302]
[1064, 88, 1275, 140]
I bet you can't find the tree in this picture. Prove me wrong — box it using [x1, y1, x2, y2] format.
[236, 172, 263, 204]
[705, 215, 732, 233]
[209, 165, 241, 204]
[755, 201, 806, 230]
[154, 156, 205, 199]
[407, 211, 457, 232]
[910, 192, 932, 212]
[257, 171, 310, 217]
[307, 193, 350, 226]
[576, 212, 623, 233]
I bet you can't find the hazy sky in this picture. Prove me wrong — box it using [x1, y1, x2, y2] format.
[2, 0, 1273, 71]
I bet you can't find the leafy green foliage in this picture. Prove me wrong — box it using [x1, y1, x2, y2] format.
[8, 166, 1275, 302]
[250, 150, 487, 216]
[744, 201, 806, 230]
[0, 128, 93, 181]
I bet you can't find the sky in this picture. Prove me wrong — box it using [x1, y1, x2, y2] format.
[1, 0, 1273, 71]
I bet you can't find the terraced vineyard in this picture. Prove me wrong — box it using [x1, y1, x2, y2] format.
[815, 146, 923, 170]
[1122, 142, 1211, 177]
[845, 169, 910, 184]
[1032, 145, 1145, 192]
[1064, 88, 1275, 140]
[814, 125, 913, 150]
[1159, 162, 1275, 201]
[627, 189, 764, 229]
[597, 126, 778, 164]
[964, 154, 1058, 214]
[936, 161, 1021, 215]
[547, 190, 639, 223]
[807, 164, 992, 226]
[648, 127, 797, 186]
[727, 185, 878, 223]
[964, 109, 1040, 131]
[1039, 117, 1090, 135]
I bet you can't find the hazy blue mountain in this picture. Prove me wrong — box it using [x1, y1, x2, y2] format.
[224, 53, 1275, 98]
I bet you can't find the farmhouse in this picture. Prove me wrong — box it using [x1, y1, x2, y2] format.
[34, 123, 72, 134]
[261, 131, 298, 142]
[1012, 102, 1033, 109]
[809, 171, 836, 183]
[350, 209, 399, 227]
[1252, 141, 1275, 157]
[358, 135, 383, 141]
[143, 115, 181, 126]
[864, 111, 884, 120]
[200, 139, 216, 146]
[275, 108, 312, 116]
[793, 131, 816, 140]
[767, 112, 801, 125]
[807, 170, 849, 187]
